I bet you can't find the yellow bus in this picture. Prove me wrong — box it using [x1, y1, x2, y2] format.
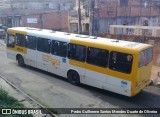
[6, 27, 153, 97]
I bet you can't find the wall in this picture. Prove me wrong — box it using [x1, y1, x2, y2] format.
[0, 8, 69, 32]
[95, 16, 160, 36]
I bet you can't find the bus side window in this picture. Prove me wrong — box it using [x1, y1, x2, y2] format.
[37, 38, 51, 53]
[51, 40, 67, 57]
[25, 36, 37, 50]
[109, 51, 133, 74]
[7, 34, 15, 48]
[109, 52, 117, 70]
[16, 34, 26, 47]
[68, 43, 86, 62]
[86, 47, 108, 67]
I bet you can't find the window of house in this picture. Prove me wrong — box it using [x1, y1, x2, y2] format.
[57, 4, 60, 10]
[37, 38, 51, 53]
[68, 44, 86, 62]
[109, 51, 133, 74]
[51, 40, 67, 57]
[120, 0, 128, 7]
[86, 47, 109, 67]
[44, 3, 49, 9]
[25, 36, 37, 50]
[16, 34, 26, 47]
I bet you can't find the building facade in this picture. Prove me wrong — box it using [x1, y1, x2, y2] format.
[0, 0, 74, 31]
[68, 0, 160, 36]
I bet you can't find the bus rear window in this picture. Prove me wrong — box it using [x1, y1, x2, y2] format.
[139, 48, 153, 67]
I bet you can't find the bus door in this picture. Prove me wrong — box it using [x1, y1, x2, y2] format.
[25, 36, 37, 67]
[48, 40, 68, 77]
[36, 38, 51, 71]
[6, 34, 16, 60]
[7, 33, 27, 61]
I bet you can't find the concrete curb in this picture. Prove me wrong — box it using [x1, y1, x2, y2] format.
[0, 76, 56, 117]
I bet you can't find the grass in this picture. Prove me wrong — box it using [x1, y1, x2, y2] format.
[0, 88, 33, 117]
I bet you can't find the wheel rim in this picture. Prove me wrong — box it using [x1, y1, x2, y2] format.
[19, 58, 22, 64]
[68, 71, 80, 85]
[18, 57, 24, 66]
[71, 74, 77, 82]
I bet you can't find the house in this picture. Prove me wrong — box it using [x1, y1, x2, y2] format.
[68, 0, 160, 36]
[0, 0, 74, 31]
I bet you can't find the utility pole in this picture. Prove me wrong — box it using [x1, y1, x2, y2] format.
[10, 0, 14, 27]
[78, 0, 82, 34]
[40, 14, 43, 29]
[89, 0, 95, 36]
[140, 0, 142, 25]
[116, 2, 118, 25]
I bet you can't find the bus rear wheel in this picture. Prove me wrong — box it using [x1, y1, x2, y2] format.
[17, 56, 25, 67]
[67, 71, 80, 85]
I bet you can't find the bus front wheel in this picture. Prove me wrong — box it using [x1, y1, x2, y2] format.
[17, 56, 25, 67]
[67, 71, 80, 85]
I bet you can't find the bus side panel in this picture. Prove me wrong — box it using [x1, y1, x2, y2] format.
[83, 68, 132, 96]
[83, 68, 107, 89]
[24, 49, 37, 68]
[36, 51, 49, 71]
[82, 63, 105, 88]
[7, 49, 17, 61]
[103, 75, 131, 96]
[69, 60, 132, 96]
[48, 55, 69, 78]
[7, 45, 27, 61]
[68, 60, 86, 82]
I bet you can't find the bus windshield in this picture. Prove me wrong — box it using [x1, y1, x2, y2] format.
[139, 47, 153, 67]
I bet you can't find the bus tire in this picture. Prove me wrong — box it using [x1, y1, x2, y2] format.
[17, 55, 25, 67]
[67, 70, 80, 85]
